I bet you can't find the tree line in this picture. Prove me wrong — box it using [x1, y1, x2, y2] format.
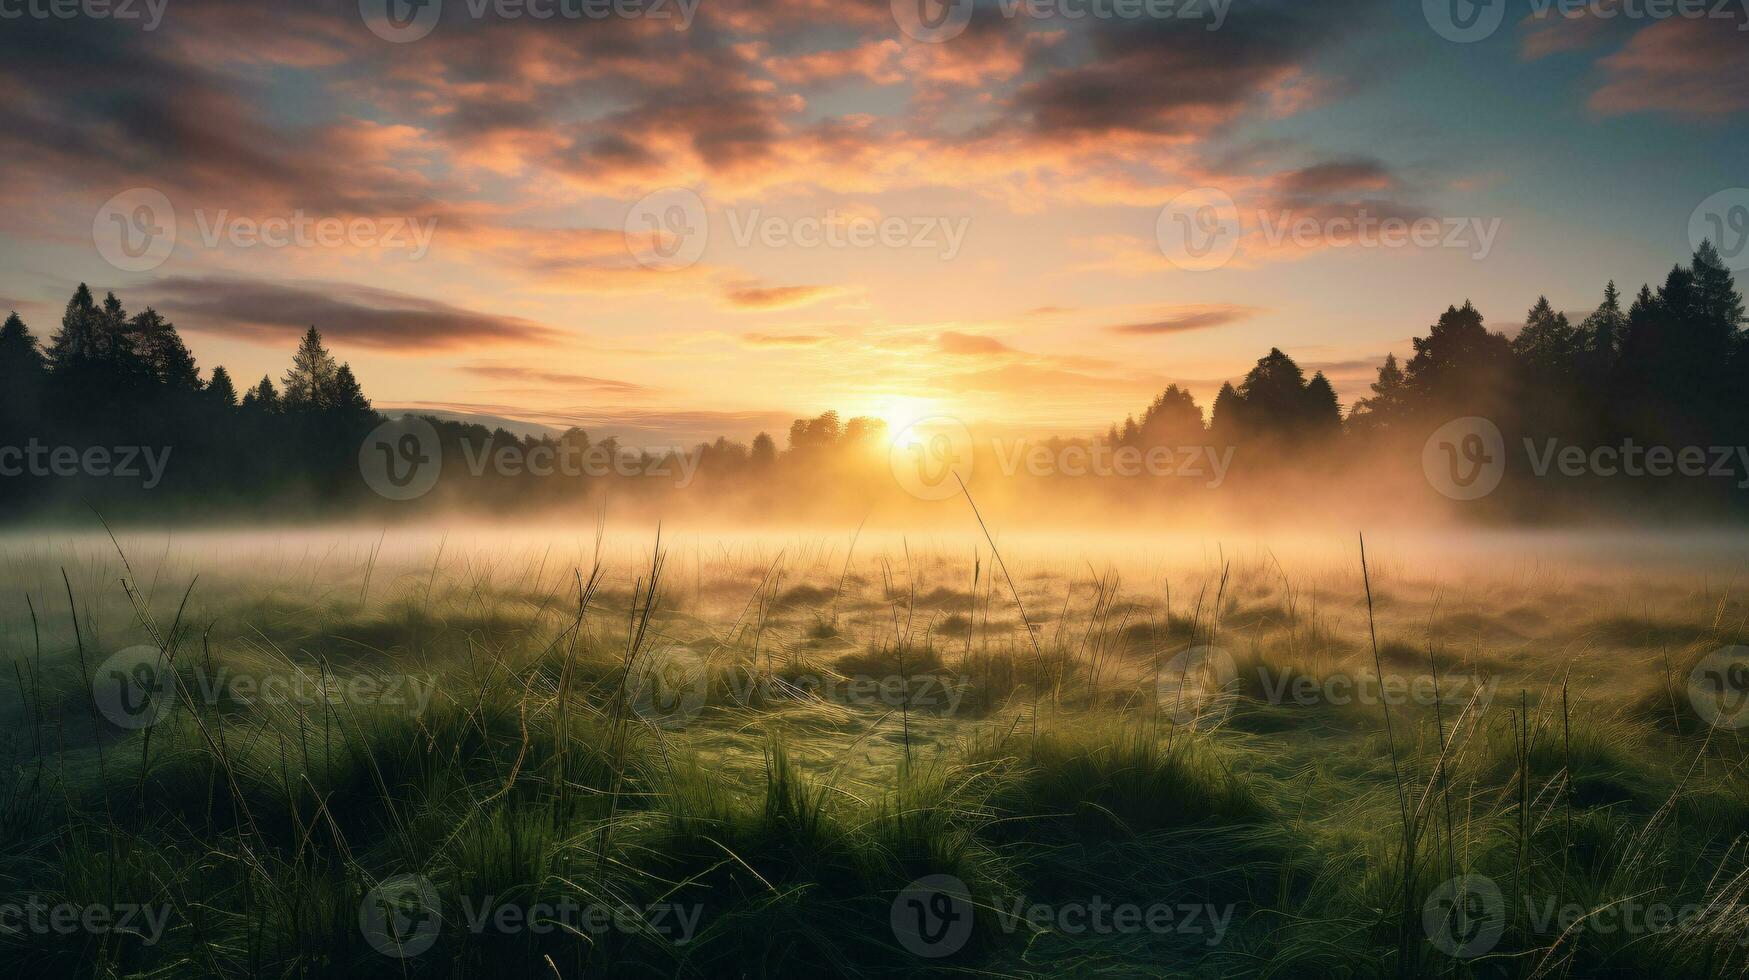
[1, 241, 1744, 518]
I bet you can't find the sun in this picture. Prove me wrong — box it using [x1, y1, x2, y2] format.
[869, 396, 942, 441]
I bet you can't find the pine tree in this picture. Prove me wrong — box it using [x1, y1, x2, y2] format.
[1301, 371, 1341, 435]
[1349, 353, 1408, 432]
[329, 363, 372, 419]
[1511, 296, 1580, 379]
[0, 312, 46, 431]
[206, 366, 238, 407]
[1210, 382, 1242, 439]
[46, 284, 99, 372]
[130, 308, 201, 389]
[1692, 240, 1746, 336]
[242, 375, 281, 413]
[1581, 281, 1625, 361]
[0, 312, 45, 376]
[282, 326, 338, 409]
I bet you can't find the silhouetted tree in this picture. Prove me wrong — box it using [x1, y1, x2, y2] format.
[750, 432, 776, 466]
[1348, 354, 1408, 433]
[130, 307, 200, 390]
[283, 327, 338, 410]
[1403, 301, 1513, 418]
[0, 312, 46, 439]
[206, 366, 238, 407]
[243, 375, 281, 413]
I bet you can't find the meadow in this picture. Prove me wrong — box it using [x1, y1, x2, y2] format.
[2, 523, 1747, 978]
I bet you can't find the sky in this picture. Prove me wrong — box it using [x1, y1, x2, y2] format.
[1, 0, 1745, 446]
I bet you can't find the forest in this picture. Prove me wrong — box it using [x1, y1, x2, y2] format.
[2, 241, 1744, 519]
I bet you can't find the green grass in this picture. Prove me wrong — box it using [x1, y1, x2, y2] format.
[2, 530, 1748, 978]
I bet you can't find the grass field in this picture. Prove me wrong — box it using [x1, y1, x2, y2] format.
[3, 524, 1748, 978]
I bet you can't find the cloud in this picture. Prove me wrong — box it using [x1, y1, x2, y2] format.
[1590, 17, 1749, 118]
[1276, 158, 1397, 198]
[1006, 0, 1373, 138]
[1105, 305, 1263, 335]
[145, 276, 561, 350]
[721, 282, 844, 310]
[461, 364, 648, 395]
[742, 332, 832, 347]
[937, 330, 1015, 355]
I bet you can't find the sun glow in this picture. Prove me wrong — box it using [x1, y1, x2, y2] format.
[869, 396, 943, 440]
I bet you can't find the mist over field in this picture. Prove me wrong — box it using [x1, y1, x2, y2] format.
[5, 0, 1749, 976]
